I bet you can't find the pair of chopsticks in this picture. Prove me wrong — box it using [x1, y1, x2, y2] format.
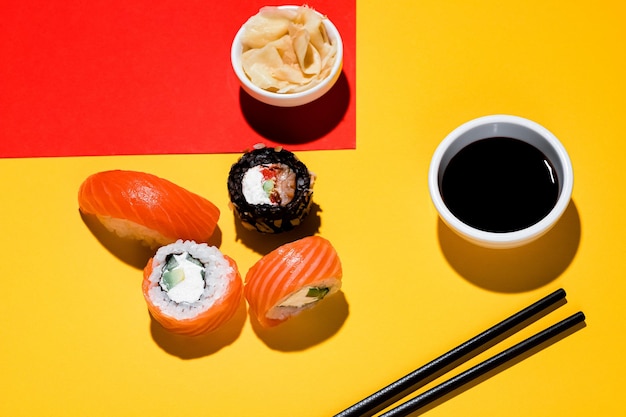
[335, 288, 585, 417]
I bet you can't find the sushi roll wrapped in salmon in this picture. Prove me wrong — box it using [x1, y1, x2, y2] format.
[78, 170, 220, 248]
[227, 145, 315, 233]
[245, 236, 342, 328]
[142, 240, 243, 336]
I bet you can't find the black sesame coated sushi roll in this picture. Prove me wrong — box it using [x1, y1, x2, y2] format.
[227, 145, 316, 233]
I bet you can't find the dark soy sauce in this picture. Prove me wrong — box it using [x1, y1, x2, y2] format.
[441, 137, 559, 233]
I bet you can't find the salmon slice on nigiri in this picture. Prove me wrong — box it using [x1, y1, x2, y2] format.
[78, 170, 220, 248]
[245, 236, 343, 328]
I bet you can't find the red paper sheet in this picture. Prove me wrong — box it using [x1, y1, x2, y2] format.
[0, 1, 355, 158]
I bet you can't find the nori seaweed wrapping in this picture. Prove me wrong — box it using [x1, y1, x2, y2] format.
[227, 147, 314, 233]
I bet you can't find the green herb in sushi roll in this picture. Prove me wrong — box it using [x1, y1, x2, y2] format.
[227, 145, 316, 233]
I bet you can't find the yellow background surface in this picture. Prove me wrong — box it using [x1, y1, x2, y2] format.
[2, 1, 625, 416]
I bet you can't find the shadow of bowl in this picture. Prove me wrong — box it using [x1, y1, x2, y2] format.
[239, 71, 351, 144]
[438, 200, 581, 293]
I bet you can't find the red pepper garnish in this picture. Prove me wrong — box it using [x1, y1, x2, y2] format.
[261, 167, 276, 180]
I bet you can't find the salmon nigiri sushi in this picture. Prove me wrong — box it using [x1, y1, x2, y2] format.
[244, 236, 343, 328]
[142, 240, 243, 336]
[78, 170, 220, 248]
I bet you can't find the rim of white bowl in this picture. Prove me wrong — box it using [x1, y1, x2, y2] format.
[230, 5, 344, 106]
[428, 114, 574, 248]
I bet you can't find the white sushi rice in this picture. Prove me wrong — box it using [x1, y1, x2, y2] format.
[241, 164, 296, 206]
[98, 215, 173, 248]
[147, 240, 233, 320]
[242, 166, 272, 205]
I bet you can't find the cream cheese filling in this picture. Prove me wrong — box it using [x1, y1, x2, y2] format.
[159, 252, 205, 303]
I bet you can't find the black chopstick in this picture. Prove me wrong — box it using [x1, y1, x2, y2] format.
[334, 288, 568, 417]
[380, 311, 585, 417]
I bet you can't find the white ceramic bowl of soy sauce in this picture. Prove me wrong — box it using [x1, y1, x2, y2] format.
[428, 115, 573, 249]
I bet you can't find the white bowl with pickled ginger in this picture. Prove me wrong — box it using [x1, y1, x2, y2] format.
[231, 5, 343, 107]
